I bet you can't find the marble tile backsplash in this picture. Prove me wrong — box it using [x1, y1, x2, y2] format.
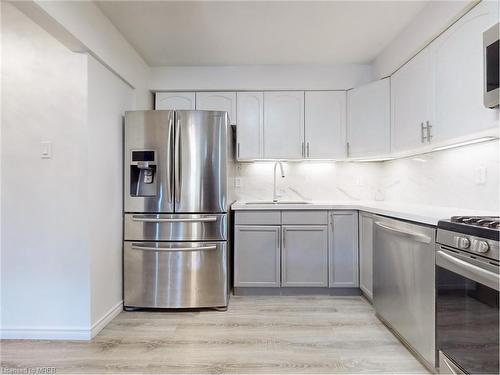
[235, 139, 499, 211]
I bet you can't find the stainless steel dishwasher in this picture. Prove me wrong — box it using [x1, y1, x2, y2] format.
[373, 215, 436, 370]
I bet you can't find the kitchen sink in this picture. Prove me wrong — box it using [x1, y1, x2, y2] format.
[244, 200, 312, 205]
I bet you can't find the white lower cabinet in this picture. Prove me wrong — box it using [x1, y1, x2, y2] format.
[359, 212, 374, 300]
[329, 211, 359, 288]
[234, 225, 280, 287]
[281, 225, 328, 287]
[234, 210, 361, 291]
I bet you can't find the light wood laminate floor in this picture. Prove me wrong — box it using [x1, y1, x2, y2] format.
[1, 296, 428, 374]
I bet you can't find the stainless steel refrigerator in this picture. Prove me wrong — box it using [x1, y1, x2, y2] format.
[123, 110, 234, 309]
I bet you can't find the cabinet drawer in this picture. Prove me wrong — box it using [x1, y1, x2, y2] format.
[282, 210, 328, 225]
[235, 211, 281, 225]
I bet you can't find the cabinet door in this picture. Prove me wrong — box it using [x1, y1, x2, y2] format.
[391, 48, 434, 152]
[234, 226, 280, 287]
[359, 212, 374, 300]
[432, 0, 499, 142]
[329, 211, 359, 287]
[282, 225, 328, 287]
[264, 92, 305, 159]
[348, 79, 390, 158]
[155, 92, 195, 110]
[196, 92, 237, 124]
[305, 91, 346, 159]
[236, 92, 263, 160]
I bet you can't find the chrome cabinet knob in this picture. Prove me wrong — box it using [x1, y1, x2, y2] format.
[456, 237, 470, 249]
[472, 239, 490, 253]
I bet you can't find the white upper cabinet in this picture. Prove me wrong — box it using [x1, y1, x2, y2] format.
[155, 92, 195, 110]
[347, 79, 390, 158]
[305, 91, 346, 159]
[391, 48, 434, 153]
[195, 92, 237, 124]
[263, 91, 305, 159]
[432, 0, 499, 142]
[236, 92, 263, 160]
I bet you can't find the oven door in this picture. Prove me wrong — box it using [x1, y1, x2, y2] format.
[436, 246, 499, 374]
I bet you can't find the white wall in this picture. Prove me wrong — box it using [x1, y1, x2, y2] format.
[13, 0, 152, 110]
[87, 56, 133, 332]
[150, 64, 374, 91]
[1, 2, 90, 338]
[1, 3, 135, 340]
[372, 0, 475, 78]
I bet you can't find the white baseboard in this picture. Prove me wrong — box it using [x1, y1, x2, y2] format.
[0, 327, 92, 340]
[0, 301, 123, 340]
[91, 300, 123, 338]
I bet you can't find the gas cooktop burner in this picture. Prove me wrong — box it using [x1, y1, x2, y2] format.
[450, 216, 500, 229]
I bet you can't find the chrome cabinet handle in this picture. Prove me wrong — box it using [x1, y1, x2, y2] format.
[237, 142, 240, 159]
[282, 228, 286, 248]
[132, 216, 217, 223]
[330, 213, 334, 231]
[131, 244, 217, 252]
[374, 222, 431, 244]
[346, 142, 350, 157]
[301, 142, 305, 158]
[306, 142, 310, 158]
[436, 250, 499, 291]
[420, 122, 426, 143]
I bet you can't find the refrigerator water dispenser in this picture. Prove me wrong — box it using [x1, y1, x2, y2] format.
[130, 150, 157, 197]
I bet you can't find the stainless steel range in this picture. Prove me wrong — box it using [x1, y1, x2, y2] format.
[436, 216, 499, 374]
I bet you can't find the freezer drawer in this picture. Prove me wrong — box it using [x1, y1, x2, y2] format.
[124, 213, 227, 241]
[124, 241, 228, 308]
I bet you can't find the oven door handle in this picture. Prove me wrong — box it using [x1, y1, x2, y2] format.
[436, 250, 500, 291]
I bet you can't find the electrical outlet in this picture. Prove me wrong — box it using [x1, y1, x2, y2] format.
[234, 177, 242, 188]
[474, 166, 487, 185]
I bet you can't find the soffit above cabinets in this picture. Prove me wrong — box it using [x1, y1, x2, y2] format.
[96, 1, 428, 66]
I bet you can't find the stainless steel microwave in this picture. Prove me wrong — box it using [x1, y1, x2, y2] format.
[484, 23, 499, 108]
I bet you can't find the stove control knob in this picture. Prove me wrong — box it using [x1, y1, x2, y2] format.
[456, 237, 470, 249]
[472, 239, 489, 253]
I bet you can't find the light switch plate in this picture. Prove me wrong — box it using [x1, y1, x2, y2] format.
[40, 141, 52, 159]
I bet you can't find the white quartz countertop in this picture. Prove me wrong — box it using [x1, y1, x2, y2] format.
[231, 200, 499, 226]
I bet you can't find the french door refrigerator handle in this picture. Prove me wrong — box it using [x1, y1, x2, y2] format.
[132, 216, 218, 223]
[436, 249, 499, 291]
[174, 117, 181, 204]
[131, 244, 218, 252]
[167, 114, 174, 203]
[374, 221, 431, 244]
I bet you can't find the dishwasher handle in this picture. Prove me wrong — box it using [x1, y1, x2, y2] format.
[374, 221, 432, 244]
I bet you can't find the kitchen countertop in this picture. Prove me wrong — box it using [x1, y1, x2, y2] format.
[231, 200, 499, 226]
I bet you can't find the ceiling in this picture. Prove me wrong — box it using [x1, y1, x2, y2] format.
[96, 1, 428, 67]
